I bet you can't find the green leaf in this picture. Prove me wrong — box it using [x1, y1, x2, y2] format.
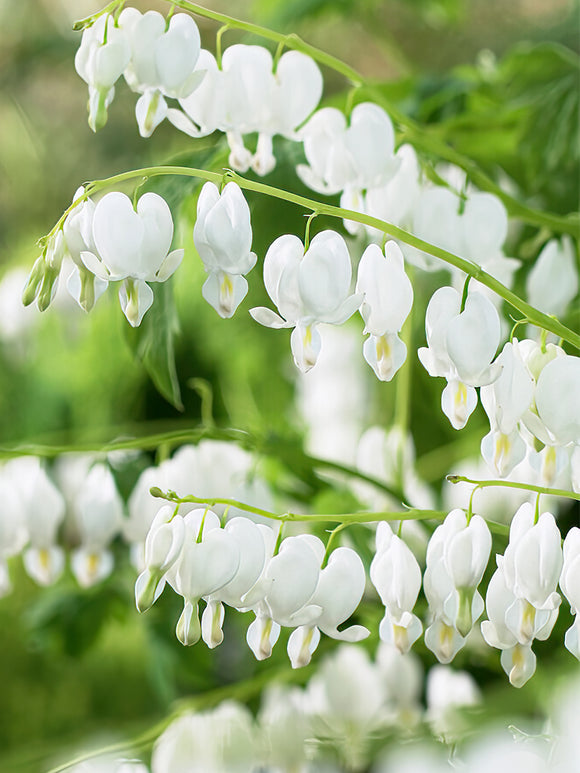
[126, 281, 184, 411]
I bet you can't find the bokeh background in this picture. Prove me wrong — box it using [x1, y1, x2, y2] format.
[0, 1, 578, 770]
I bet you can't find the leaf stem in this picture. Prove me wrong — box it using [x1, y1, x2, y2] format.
[45, 165, 580, 348]
[446, 474, 580, 502]
[150, 486, 509, 534]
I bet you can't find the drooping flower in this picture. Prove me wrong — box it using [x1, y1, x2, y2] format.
[63, 187, 108, 311]
[5, 457, 66, 586]
[171, 509, 240, 646]
[80, 191, 183, 326]
[135, 505, 186, 613]
[243, 534, 324, 661]
[370, 522, 423, 653]
[193, 182, 257, 318]
[418, 286, 501, 429]
[119, 9, 203, 137]
[526, 236, 578, 317]
[250, 231, 362, 372]
[171, 45, 323, 175]
[480, 341, 534, 477]
[287, 546, 369, 668]
[424, 509, 491, 662]
[70, 464, 124, 588]
[481, 503, 562, 686]
[75, 15, 131, 131]
[356, 241, 413, 381]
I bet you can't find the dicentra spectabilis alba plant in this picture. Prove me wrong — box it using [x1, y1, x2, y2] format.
[251, 230, 362, 372]
[193, 182, 257, 318]
[7, 0, 580, 767]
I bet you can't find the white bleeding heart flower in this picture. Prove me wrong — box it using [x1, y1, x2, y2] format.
[480, 341, 534, 477]
[171, 45, 322, 175]
[80, 191, 183, 326]
[356, 241, 413, 381]
[297, 102, 398, 196]
[481, 564, 538, 688]
[75, 14, 131, 131]
[243, 534, 324, 661]
[201, 518, 273, 650]
[135, 505, 186, 612]
[287, 546, 369, 668]
[172, 510, 240, 647]
[365, 144, 422, 237]
[250, 231, 362, 372]
[418, 286, 501, 429]
[560, 527, 580, 660]
[534, 355, 580, 447]
[193, 182, 257, 318]
[527, 236, 578, 318]
[63, 187, 108, 312]
[370, 522, 423, 654]
[482, 503, 562, 686]
[70, 463, 124, 588]
[5, 457, 66, 586]
[119, 9, 203, 137]
[424, 510, 491, 661]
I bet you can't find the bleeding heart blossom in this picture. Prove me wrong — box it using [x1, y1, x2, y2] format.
[418, 286, 501, 429]
[70, 464, 124, 588]
[119, 9, 203, 137]
[370, 522, 423, 654]
[171, 44, 322, 175]
[75, 14, 131, 131]
[80, 191, 183, 326]
[250, 231, 362, 372]
[193, 182, 257, 318]
[287, 546, 369, 668]
[356, 240, 413, 381]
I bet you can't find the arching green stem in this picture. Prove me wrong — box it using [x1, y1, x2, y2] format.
[42, 165, 580, 348]
[447, 474, 580, 502]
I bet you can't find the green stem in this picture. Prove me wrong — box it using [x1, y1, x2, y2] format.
[150, 487, 509, 534]
[446, 474, 580, 502]
[117, 0, 580, 238]
[0, 424, 405, 499]
[46, 165, 580, 348]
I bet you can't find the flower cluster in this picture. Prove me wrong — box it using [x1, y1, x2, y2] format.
[137, 507, 369, 667]
[65, 648, 580, 773]
[0, 441, 272, 597]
